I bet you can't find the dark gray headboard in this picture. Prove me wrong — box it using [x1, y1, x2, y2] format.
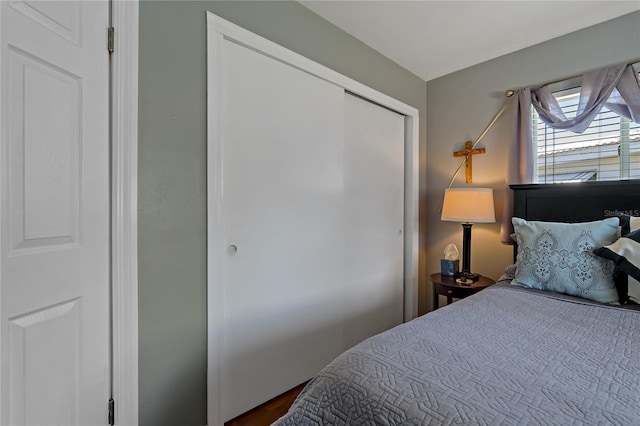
[510, 181, 640, 223]
[510, 181, 640, 262]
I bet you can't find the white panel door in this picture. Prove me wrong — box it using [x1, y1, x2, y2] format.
[220, 39, 345, 421]
[342, 94, 405, 350]
[0, 2, 110, 425]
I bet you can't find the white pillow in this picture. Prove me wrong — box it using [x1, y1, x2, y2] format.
[512, 217, 619, 303]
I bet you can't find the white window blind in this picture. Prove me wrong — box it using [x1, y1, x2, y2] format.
[534, 69, 640, 183]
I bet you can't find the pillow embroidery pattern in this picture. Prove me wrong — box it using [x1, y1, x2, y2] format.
[573, 230, 612, 294]
[525, 228, 610, 295]
[512, 217, 619, 304]
[531, 230, 555, 286]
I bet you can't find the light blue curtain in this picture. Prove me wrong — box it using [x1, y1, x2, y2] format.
[501, 62, 640, 244]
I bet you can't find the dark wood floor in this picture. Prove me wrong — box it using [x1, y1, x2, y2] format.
[225, 382, 307, 426]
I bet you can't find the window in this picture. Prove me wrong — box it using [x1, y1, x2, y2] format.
[533, 68, 640, 184]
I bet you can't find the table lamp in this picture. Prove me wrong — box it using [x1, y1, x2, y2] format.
[441, 188, 495, 282]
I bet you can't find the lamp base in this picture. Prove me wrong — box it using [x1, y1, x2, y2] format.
[460, 272, 480, 282]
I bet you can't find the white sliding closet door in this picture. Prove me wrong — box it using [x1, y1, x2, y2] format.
[208, 14, 416, 424]
[342, 94, 405, 350]
[220, 40, 346, 421]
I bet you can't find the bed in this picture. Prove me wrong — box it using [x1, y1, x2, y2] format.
[273, 181, 640, 425]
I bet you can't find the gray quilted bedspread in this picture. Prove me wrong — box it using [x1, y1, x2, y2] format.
[273, 284, 640, 425]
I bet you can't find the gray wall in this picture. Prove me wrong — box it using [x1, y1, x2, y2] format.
[425, 11, 640, 308]
[138, 1, 427, 425]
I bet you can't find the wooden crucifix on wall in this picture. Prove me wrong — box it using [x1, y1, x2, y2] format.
[454, 141, 485, 183]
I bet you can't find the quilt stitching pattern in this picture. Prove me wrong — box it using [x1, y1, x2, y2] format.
[273, 286, 640, 425]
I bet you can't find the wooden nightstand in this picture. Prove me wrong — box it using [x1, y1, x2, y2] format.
[430, 273, 495, 310]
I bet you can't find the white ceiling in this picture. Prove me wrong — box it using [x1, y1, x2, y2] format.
[300, 1, 640, 81]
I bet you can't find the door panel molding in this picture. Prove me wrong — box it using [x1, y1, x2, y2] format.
[9, 298, 81, 425]
[8, 45, 82, 254]
[8, 0, 82, 46]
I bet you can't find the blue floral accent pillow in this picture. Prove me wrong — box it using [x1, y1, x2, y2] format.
[512, 217, 619, 304]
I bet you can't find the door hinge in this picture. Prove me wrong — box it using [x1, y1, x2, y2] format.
[108, 398, 115, 425]
[107, 26, 115, 54]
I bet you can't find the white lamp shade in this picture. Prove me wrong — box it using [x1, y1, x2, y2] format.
[441, 188, 496, 223]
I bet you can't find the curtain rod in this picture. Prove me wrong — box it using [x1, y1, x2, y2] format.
[503, 58, 640, 98]
[447, 58, 640, 189]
